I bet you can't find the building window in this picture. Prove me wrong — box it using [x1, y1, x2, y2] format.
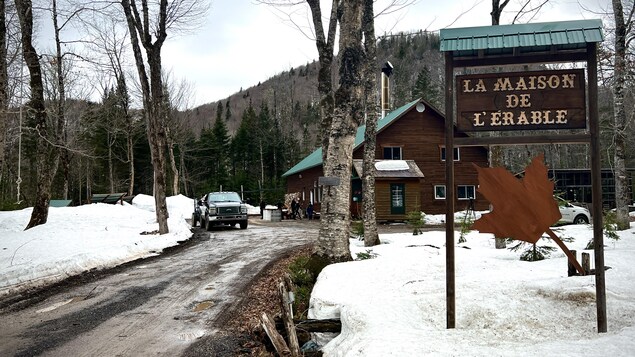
[383, 146, 402, 160]
[434, 185, 446, 200]
[457, 185, 476, 200]
[440, 147, 460, 161]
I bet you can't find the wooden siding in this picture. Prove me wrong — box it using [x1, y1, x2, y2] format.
[286, 101, 490, 218]
[354, 105, 489, 215]
[285, 165, 324, 213]
[375, 180, 422, 221]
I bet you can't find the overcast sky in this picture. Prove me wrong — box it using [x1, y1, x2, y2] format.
[78, 0, 612, 108]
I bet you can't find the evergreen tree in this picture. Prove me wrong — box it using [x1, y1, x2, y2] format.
[412, 66, 441, 107]
[211, 109, 231, 189]
[230, 105, 258, 191]
[225, 99, 232, 122]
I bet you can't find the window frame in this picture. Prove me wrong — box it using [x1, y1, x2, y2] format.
[434, 185, 446, 200]
[383, 146, 403, 160]
[457, 185, 476, 200]
[440, 147, 460, 161]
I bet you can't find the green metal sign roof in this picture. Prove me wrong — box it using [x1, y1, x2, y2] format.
[282, 99, 421, 177]
[440, 19, 603, 56]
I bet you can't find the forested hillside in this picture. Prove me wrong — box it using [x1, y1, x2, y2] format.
[180, 30, 446, 202]
[0, 29, 631, 209]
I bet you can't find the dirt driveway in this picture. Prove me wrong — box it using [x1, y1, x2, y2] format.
[0, 218, 317, 357]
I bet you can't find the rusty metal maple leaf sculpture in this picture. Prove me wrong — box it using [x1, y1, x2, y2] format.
[472, 153, 585, 275]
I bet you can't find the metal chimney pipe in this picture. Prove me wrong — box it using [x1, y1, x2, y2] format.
[381, 61, 393, 118]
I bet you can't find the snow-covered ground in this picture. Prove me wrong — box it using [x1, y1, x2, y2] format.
[1, 198, 634, 355]
[310, 214, 635, 356]
[0, 194, 196, 298]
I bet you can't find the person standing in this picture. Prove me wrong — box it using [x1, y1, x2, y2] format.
[291, 198, 298, 219]
[306, 203, 314, 220]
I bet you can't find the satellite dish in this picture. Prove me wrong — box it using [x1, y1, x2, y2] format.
[416, 102, 426, 112]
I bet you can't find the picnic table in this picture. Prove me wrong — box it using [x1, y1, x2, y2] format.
[90, 193, 128, 205]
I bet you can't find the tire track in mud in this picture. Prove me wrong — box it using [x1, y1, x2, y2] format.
[0, 221, 317, 356]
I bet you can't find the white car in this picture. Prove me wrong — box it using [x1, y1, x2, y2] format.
[558, 202, 591, 224]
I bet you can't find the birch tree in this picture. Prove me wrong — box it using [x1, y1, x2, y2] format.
[315, 0, 365, 262]
[119, 0, 207, 234]
[361, 0, 380, 247]
[611, 0, 634, 230]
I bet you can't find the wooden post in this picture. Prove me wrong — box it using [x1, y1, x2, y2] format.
[279, 276, 301, 357]
[260, 312, 291, 356]
[444, 51, 456, 329]
[582, 252, 591, 275]
[588, 42, 607, 333]
[568, 250, 577, 277]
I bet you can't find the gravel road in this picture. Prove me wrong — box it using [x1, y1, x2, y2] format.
[0, 218, 318, 357]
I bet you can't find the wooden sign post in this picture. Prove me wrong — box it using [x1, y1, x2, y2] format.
[440, 19, 606, 332]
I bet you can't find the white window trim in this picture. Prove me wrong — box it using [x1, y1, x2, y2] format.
[434, 185, 446, 200]
[457, 185, 476, 200]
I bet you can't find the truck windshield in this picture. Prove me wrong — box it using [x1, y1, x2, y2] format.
[209, 192, 241, 202]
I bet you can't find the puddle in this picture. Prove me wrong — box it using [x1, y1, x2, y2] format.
[192, 301, 215, 312]
[178, 330, 205, 341]
[36, 294, 90, 313]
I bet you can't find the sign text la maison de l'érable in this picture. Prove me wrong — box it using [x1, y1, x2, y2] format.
[456, 69, 586, 132]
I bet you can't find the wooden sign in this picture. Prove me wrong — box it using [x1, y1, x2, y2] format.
[318, 176, 340, 186]
[456, 69, 586, 132]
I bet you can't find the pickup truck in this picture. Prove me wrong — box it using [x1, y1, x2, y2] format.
[197, 191, 248, 230]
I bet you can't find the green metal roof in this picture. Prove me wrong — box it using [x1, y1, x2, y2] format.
[440, 19, 603, 56]
[282, 99, 421, 177]
[49, 199, 72, 207]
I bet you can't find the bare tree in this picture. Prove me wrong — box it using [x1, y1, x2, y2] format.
[315, 0, 365, 262]
[163, 72, 195, 196]
[86, 18, 136, 196]
[0, 0, 7, 179]
[16, 0, 61, 229]
[49, 0, 72, 199]
[611, 0, 634, 230]
[361, 0, 380, 247]
[119, 0, 207, 234]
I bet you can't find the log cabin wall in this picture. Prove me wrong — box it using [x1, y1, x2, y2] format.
[375, 180, 422, 221]
[284, 165, 324, 213]
[352, 104, 489, 215]
[285, 100, 490, 218]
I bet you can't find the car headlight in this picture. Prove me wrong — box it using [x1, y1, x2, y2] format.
[240, 204, 247, 214]
[209, 207, 217, 215]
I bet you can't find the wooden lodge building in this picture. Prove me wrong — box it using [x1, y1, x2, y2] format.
[281, 98, 490, 221]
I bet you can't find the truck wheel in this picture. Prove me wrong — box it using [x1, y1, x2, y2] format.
[239, 220, 248, 229]
[206, 217, 213, 231]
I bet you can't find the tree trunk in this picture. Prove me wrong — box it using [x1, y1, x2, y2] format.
[361, 0, 379, 247]
[491, 0, 510, 248]
[612, 0, 630, 230]
[52, 0, 69, 200]
[120, 0, 170, 233]
[168, 140, 179, 195]
[179, 145, 188, 196]
[316, 0, 364, 262]
[0, 0, 7, 179]
[16, 0, 61, 229]
[307, 0, 338, 164]
[127, 128, 134, 195]
[108, 132, 115, 193]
